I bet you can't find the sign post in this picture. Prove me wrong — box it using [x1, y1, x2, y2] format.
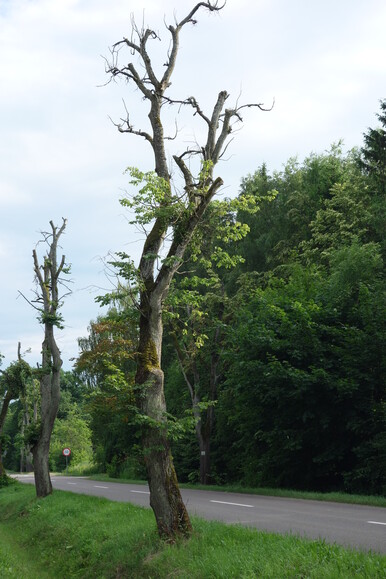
[62, 447, 71, 474]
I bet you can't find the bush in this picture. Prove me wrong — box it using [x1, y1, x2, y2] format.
[0, 474, 16, 488]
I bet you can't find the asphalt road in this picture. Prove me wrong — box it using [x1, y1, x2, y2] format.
[14, 474, 386, 554]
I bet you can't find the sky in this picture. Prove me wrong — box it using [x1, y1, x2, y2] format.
[0, 0, 385, 370]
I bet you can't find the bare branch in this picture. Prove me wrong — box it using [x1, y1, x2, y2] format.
[236, 98, 275, 114]
[112, 36, 141, 54]
[140, 29, 162, 90]
[173, 154, 195, 197]
[55, 217, 67, 239]
[164, 119, 179, 141]
[161, 2, 225, 91]
[17, 291, 41, 312]
[162, 96, 210, 125]
[212, 106, 233, 163]
[218, 135, 235, 161]
[178, 147, 203, 160]
[32, 249, 45, 294]
[205, 90, 229, 162]
[106, 45, 154, 100]
[175, 1, 225, 29]
[56, 255, 66, 280]
[108, 100, 154, 144]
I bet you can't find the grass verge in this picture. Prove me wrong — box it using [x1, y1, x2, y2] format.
[0, 483, 385, 578]
[81, 473, 386, 508]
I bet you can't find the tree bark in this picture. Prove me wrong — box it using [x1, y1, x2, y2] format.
[32, 362, 61, 497]
[136, 295, 192, 538]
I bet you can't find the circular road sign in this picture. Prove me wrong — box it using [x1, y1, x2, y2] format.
[62, 448, 71, 456]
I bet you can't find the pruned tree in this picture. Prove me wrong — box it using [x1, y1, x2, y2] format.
[105, 1, 270, 539]
[24, 219, 70, 497]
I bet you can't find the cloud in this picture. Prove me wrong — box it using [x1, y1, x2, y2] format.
[0, 0, 385, 370]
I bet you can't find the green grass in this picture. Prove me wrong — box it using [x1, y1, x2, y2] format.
[80, 472, 386, 508]
[0, 483, 384, 578]
[0, 524, 48, 579]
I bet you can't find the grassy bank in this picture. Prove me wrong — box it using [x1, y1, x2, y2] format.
[1, 484, 385, 578]
[85, 473, 386, 508]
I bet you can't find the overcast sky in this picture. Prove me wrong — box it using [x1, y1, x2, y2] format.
[1, 0, 385, 370]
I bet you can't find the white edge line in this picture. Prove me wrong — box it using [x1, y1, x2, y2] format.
[210, 500, 254, 508]
[93, 485, 109, 489]
[367, 521, 386, 526]
[67, 482, 77, 485]
[130, 490, 150, 494]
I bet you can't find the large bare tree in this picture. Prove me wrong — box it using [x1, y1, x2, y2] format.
[106, 1, 269, 539]
[27, 219, 70, 497]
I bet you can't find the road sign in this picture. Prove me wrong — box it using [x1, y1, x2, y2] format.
[62, 448, 71, 456]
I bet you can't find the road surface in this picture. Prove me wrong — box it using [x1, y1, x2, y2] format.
[14, 474, 386, 554]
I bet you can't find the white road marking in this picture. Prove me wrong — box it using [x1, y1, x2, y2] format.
[93, 485, 109, 489]
[67, 482, 77, 485]
[130, 490, 150, 494]
[210, 500, 254, 508]
[367, 521, 386, 526]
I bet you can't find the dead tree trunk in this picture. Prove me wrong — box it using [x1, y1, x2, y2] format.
[29, 219, 69, 498]
[106, 1, 269, 539]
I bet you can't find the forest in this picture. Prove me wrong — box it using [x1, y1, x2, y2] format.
[1, 99, 385, 500]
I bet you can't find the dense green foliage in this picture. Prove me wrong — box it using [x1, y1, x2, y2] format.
[3, 371, 92, 473]
[216, 260, 384, 493]
[2, 101, 385, 499]
[164, 102, 385, 495]
[75, 310, 146, 478]
[1, 484, 384, 577]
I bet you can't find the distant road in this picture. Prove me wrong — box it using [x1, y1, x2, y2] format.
[14, 474, 386, 554]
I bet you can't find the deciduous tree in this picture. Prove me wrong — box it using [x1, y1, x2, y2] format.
[0, 346, 31, 479]
[76, 310, 140, 476]
[105, 1, 269, 538]
[164, 193, 265, 484]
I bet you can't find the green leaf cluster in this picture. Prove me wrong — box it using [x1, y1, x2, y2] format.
[120, 167, 180, 226]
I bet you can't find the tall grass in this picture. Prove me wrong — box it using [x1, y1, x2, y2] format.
[67, 460, 99, 476]
[1, 483, 384, 578]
